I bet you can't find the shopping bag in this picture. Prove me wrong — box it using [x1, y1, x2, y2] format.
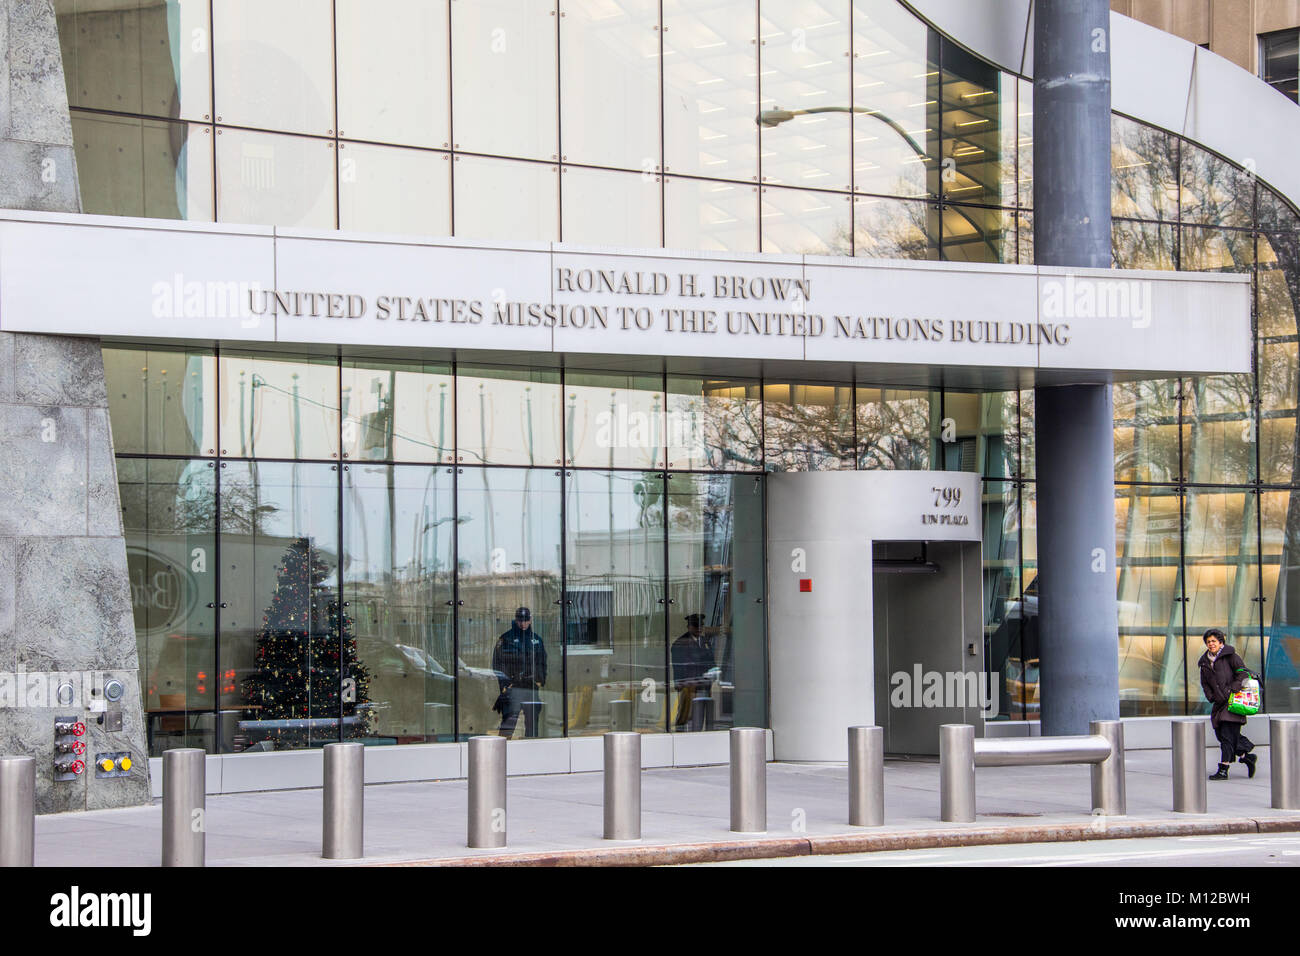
[1228, 675, 1261, 716]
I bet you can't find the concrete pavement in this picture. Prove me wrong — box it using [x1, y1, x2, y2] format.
[27, 745, 1300, 866]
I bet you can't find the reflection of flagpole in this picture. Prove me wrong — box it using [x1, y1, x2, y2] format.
[291, 372, 302, 537]
[238, 371, 247, 457]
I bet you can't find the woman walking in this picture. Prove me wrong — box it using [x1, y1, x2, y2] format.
[1197, 628, 1258, 780]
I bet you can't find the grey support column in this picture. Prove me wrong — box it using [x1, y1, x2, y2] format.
[1033, 0, 1121, 736]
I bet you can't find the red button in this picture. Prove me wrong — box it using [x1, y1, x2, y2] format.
[799, 579, 812, 592]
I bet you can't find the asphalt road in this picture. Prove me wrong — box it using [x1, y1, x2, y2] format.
[690, 834, 1300, 866]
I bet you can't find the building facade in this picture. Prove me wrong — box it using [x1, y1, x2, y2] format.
[0, 0, 1294, 805]
[1111, 0, 1300, 100]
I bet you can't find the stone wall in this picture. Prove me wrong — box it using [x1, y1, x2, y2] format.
[0, 0, 150, 812]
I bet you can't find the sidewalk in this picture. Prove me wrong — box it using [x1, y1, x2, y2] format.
[32, 748, 1300, 866]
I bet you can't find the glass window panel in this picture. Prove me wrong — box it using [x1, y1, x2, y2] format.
[344, 464, 456, 742]
[1111, 115, 1178, 222]
[451, 0, 558, 161]
[1180, 225, 1254, 274]
[662, 0, 758, 183]
[565, 469, 666, 734]
[666, 473, 765, 730]
[216, 129, 336, 229]
[1180, 141, 1254, 229]
[55, 0, 212, 121]
[1184, 487, 1263, 703]
[1260, 489, 1300, 711]
[342, 360, 455, 464]
[1114, 485, 1185, 716]
[1017, 77, 1032, 208]
[456, 467, 563, 739]
[852, 195, 938, 259]
[941, 203, 1010, 263]
[457, 364, 563, 466]
[72, 113, 213, 221]
[336, 0, 450, 148]
[213, 0, 334, 136]
[1258, 186, 1300, 235]
[561, 166, 661, 248]
[1185, 375, 1257, 485]
[763, 381, 854, 470]
[453, 155, 558, 242]
[104, 347, 217, 457]
[121, 458, 218, 754]
[1257, 239, 1299, 339]
[560, 0, 660, 170]
[760, 186, 851, 255]
[220, 461, 343, 750]
[851, 0, 935, 198]
[666, 375, 763, 471]
[1112, 220, 1175, 270]
[664, 177, 758, 252]
[1017, 389, 1035, 479]
[339, 143, 451, 237]
[1016, 209, 1032, 264]
[982, 479, 1026, 720]
[1259, 340, 1297, 484]
[855, 386, 933, 469]
[564, 370, 665, 469]
[758, 2, 851, 191]
[934, 391, 1014, 474]
[217, 352, 340, 460]
[1113, 380, 1182, 483]
[939, 41, 1014, 208]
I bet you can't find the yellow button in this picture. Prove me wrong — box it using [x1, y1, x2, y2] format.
[118, 757, 132, 771]
[98, 758, 114, 773]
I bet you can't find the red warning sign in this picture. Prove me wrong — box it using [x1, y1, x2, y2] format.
[799, 579, 812, 592]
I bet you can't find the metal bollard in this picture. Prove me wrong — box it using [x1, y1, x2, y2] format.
[0, 756, 35, 867]
[162, 748, 205, 867]
[940, 724, 976, 824]
[468, 735, 507, 848]
[322, 742, 364, 860]
[1272, 717, 1300, 811]
[603, 732, 641, 840]
[1089, 720, 1127, 816]
[1171, 719, 1207, 814]
[729, 727, 766, 833]
[610, 699, 633, 732]
[847, 726, 884, 827]
[690, 696, 713, 732]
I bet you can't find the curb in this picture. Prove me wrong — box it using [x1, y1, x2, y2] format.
[381, 815, 1300, 867]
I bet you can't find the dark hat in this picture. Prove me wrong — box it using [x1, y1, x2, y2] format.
[515, 606, 532, 621]
[685, 614, 704, 626]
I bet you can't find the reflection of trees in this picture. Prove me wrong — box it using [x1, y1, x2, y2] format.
[763, 386, 855, 471]
[1111, 118, 1178, 220]
[857, 393, 931, 469]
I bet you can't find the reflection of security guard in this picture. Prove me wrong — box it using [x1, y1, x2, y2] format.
[671, 614, 714, 728]
[492, 607, 547, 738]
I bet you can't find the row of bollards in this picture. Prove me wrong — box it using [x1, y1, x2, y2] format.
[3, 717, 1298, 866]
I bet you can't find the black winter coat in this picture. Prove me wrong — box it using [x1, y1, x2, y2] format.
[492, 625, 547, 691]
[1197, 644, 1249, 728]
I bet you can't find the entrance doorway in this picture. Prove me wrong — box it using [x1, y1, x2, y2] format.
[872, 540, 986, 755]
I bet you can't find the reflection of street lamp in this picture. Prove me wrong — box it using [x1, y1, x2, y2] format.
[759, 105, 998, 259]
[757, 106, 927, 161]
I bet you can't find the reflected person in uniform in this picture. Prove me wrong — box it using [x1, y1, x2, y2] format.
[671, 613, 715, 729]
[492, 606, 548, 738]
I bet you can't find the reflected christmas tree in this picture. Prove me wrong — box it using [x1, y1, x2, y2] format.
[242, 537, 371, 748]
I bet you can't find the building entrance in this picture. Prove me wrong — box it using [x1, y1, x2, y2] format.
[767, 471, 984, 761]
[872, 540, 986, 756]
